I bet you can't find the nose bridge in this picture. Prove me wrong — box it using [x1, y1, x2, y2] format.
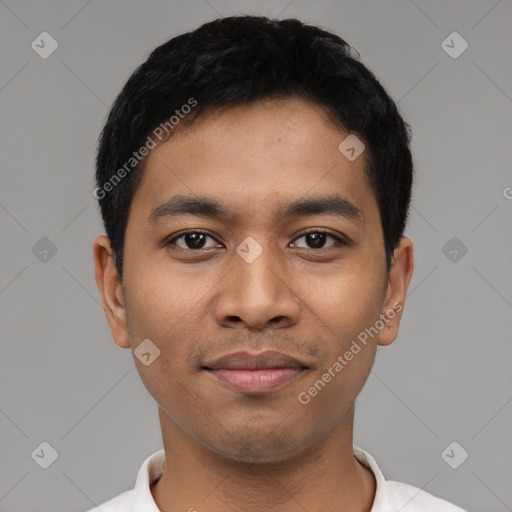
[236, 237, 281, 298]
[212, 234, 300, 329]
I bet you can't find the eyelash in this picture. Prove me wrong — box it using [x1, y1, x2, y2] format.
[165, 229, 346, 250]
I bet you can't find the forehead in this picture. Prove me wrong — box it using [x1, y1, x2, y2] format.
[129, 97, 378, 227]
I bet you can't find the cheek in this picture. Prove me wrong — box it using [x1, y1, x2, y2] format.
[123, 257, 209, 339]
[302, 258, 385, 344]
[294, 269, 381, 424]
[123, 294, 200, 427]
[293, 259, 384, 396]
[122, 261, 212, 387]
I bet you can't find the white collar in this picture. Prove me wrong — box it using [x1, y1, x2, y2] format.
[131, 444, 387, 511]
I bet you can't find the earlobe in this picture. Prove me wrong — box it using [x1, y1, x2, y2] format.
[377, 237, 414, 347]
[93, 235, 131, 349]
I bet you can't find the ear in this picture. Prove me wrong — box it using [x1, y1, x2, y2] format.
[92, 235, 131, 349]
[377, 236, 414, 347]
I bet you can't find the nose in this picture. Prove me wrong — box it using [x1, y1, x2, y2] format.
[211, 241, 301, 331]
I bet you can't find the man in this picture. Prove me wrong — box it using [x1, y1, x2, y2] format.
[89, 15, 468, 512]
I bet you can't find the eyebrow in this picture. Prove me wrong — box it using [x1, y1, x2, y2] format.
[147, 194, 363, 226]
[280, 195, 363, 223]
[147, 195, 233, 225]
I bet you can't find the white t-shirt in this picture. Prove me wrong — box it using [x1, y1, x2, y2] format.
[85, 445, 468, 511]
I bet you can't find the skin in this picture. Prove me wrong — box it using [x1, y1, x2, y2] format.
[93, 97, 414, 512]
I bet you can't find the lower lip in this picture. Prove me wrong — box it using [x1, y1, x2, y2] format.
[206, 368, 305, 394]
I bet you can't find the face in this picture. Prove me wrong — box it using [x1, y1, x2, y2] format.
[94, 97, 413, 464]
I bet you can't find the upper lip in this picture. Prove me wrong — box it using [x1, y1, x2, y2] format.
[203, 350, 309, 370]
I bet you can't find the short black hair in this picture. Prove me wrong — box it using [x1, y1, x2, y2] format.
[95, 15, 413, 281]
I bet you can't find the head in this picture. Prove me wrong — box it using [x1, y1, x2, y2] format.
[93, 16, 414, 464]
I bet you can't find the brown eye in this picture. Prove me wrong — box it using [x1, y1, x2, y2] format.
[167, 231, 219, 250]
[292, 230, 344, 249]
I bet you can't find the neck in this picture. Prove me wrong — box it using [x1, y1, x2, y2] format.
[150, 405, 376, 512]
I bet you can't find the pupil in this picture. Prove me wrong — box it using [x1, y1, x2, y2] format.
[307, 233, 326, 248]
[186, 233, 206, 249]
[183, 233, 328, 250]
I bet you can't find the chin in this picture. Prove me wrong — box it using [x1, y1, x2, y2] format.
[205, 426, 307, 465]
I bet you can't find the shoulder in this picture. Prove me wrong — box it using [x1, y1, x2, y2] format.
[383, 480, 468, 511]
[353, 445, 467, 512]
[83, 489, 134, 512]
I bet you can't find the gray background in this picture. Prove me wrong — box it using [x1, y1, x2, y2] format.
[0, 1, 511, 511]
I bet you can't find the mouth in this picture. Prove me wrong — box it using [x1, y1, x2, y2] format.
[202, 350, 310, 394]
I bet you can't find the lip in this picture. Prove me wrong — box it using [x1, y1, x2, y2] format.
[203, 350, 309, 394]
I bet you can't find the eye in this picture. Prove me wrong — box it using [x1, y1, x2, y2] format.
[166, 230, 220, 250]
[291, 230, 345, 250]
[165, 229, 346, 252]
